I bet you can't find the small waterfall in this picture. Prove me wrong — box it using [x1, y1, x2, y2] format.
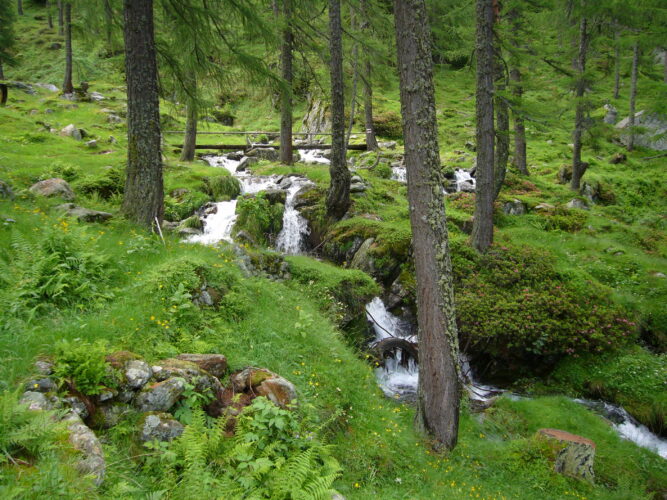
[391, 166, 407, 183]
[298, 149, 330, 165]
[454, 168, 475, 191]
[204, 153, 243, 175]
[365, 296, 667, 459]
[187, 200, 238, 245]
[276, 177, 315, 255]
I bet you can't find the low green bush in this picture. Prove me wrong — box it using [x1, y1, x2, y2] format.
[39, 161, 82, 182]
[53, 340, 112, 396]
[164, 190, 210, 221]
[451, 242, 636, 375]
[233, 194, 284, 247]
[205, 174, 241, 201]
[372, 111, 403, 139]
[77, 167, 124, 199]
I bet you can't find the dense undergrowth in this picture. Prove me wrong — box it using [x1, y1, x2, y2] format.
[0, 4, 666, 499]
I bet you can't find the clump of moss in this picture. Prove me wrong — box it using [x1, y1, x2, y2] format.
[205, 174, 241, 201]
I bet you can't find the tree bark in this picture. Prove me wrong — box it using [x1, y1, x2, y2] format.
[493, 6, 509, 201]
[104, 0, 113, 49]
[62, 2, 73, 94]
[346, 7, 359, 150]
[180, 104, 198, 162]
[613, 29, 620, 99]
[325, 0, 351, 220]
[360, 0, 378, 151]
[17, 0, 23, 16]
[46, 1, 53, 29]
[0, 62, 7, 106]
[394, 0, 461, 451]
[121, 0, 164, 227]
[627, 42, 639, 152]
[472, 0, 495, 253]
[279, 0, 293, 165]
[570, 14, 588, 191]
[507, 7, 527, 175]
[57, 1, 64, 36]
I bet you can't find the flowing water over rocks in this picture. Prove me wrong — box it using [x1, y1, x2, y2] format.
[187, 152, 314, 254]
[365, 296, 667, 459]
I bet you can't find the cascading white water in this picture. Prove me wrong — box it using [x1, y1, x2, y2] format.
[187, 201, 238, 245]
[298, 149, 330, 165]
[276, 178, 315, 255]
[391, 166, 407, 183]
[365, 295, 667, 459]
[454, 168, 475, 191]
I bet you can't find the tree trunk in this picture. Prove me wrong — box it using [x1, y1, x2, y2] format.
[346, 7, 359, 150]
[493, 7, 509, 201]
[17, 0, 23, 16]
[57, 1, 64, 36]
[62, 2, 73, 94]
[360, 0, 378, 151]
[0, 62, 7, 106]
[325, 0, 351, 220]
[613, 30, 620, 99]
[507, 7, 527, 175]
[663, 49, 667, 84]
[46, 1, 53, 29]
[180, 104, 198, 162]
[570, 14, 588, 191]
[472, 0, 495, 253]
[104, 0, 113, 49]
[627, 42, 639, 152]
[279, 0, 293, 165]
[121, 0, 164, 227]
[394, 0, 461, 451]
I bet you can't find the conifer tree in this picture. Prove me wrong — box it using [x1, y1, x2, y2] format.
[0, 0, 15, 106]
[62, 1, 73, 94]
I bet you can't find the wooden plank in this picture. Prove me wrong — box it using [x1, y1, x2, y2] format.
[164, 130, 334, 136]
[171, 144, 368, 151]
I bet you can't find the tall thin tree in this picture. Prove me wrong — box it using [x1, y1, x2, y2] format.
[325, 0, 351, 220]
[613, 27, 620, 99]
[627, 42, 639, 151]
[279, 0, 294, 165]
[62, 1, 73, 94]
[57, 0, 64, 36]
[394, 0, 460, 451]
[46, 0, 53, 29]
[121, 0, 163, 227]
[360, 0, 378, 151]
[472, 0, 495, 252]
[570, 10, 589, 191]
[493, 1, 509, 200]
[16, 0, 22, 16]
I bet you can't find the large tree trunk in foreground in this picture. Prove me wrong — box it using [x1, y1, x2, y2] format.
[121, 0, 164, 227]
[627, 43, 639, 152]
[472, 0, 495, 252]
[180, 104, 198, 162]
[279, 0, 293, 165]
[570, 15, 589, 191]
[325, 0, 351, 220]
[394, 0, 461, 451]
[0, 62, 7, 106]
[62, 2, 73, 94]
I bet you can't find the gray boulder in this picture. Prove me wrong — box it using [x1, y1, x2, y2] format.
[237, 156, 258, 172]
[64, 412, 106, 486]
[232, 367, 298, 409]
[64, 396, 89, 419]
[350, 182, 367, 193]
[24, 378, 57, 393]
[350, 238, 375, 275]
[135, 378, 185, 412]
[566, 198, 589, 211]
[55, 203, 113, 223]
[34, 360, 54, 375]
[300, 98, 332, 140]
[175, 353, 228, 379]
[20, 391, 59, 411]
[94, 403, 133, 429]
[139, 412, 185, 442]
[30, 178, 75, 200]
[247, 147, 280, 162]
[0, 180, 14, 199]
[151, 358, 223, 396]
[60, 124, 83, 141]
[503, 199, 526, 216]
[603, 104, 617, 124]
[616, 111, 667, 151]
[125, 360, 152, 389]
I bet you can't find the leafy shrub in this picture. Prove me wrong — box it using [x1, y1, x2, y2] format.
[452, 243, 635, 375]
[145, 398, 341, 499]
[233, 194, 284, 247]
[373, 163, 392, 179]
[53, 340, 112, 395]
[164, 190, 210, 221]
[372, 111, 403, 139]
[531, 207, 588, 232]
[205, 174, 241, 201]
[0, 228, 114, 317]
[77, 167, 124, 199]
[39, 161, 81, 182]
[550, 347, 666, 434]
